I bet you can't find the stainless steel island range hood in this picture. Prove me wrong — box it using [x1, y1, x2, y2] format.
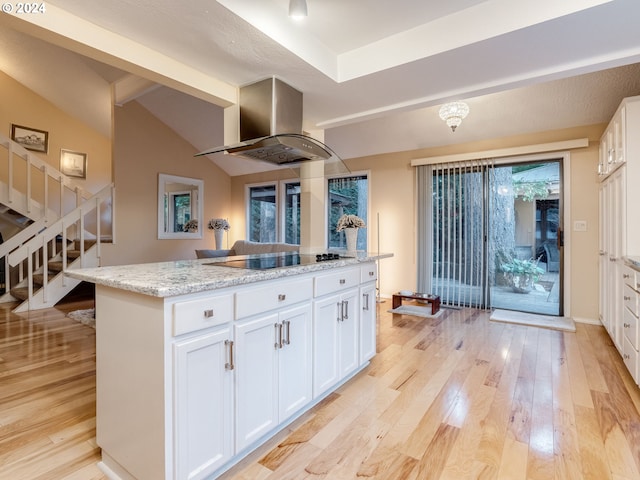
[195, 77, 346, 171]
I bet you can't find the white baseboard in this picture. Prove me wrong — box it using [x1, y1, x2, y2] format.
[572, 316, 601, 325]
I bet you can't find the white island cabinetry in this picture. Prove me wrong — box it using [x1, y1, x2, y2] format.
[70, 255, 390, 480]
[312, 267, 360, 398]
[234, 277, 313, 452]
[359, 263, 378, 364]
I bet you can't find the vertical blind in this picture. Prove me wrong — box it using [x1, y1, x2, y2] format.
[417, 159, 495, 309]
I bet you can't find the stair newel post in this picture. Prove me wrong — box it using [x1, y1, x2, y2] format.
[26, 154, 32, 214]
[27, 246, 33, 304]
[59, 175, 64, 219]
[42, 164, 48, 218]
[75, 187, 82, 247]
[41, 234, 48, 303]
[79, 211, 85, 263]
[7, 141, 13, 204]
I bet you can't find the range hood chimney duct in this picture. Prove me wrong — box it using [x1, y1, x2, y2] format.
[196, 77, 342, 167]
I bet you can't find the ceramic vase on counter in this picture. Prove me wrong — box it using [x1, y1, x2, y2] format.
[345, 227, 358, 253]
[214, 229, 224, 250]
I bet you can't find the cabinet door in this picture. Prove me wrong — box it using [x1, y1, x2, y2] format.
[278, 303, 313, 422]
[313, 295, 340, 397]
[234, 313, 279, 452]
[174, 327, 233, 480]
[359, 283, 377, 365]
[338, 288, 360, 379]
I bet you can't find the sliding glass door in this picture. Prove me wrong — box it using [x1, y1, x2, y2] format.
[420, 159, 562, 315]
[489, 162, 562, 315]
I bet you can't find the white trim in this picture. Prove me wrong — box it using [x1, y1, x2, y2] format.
[563, 153, 571, 319]
[572, 316, 602, 325]
[488, 151, 571, 317]
[244, 181, 279, 241]
[325, 170, 370, 251]
[278, 179, 301, 244]
[410, 138, 589, 167]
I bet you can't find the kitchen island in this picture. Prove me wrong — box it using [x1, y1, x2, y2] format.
[66, 252, 391, 480]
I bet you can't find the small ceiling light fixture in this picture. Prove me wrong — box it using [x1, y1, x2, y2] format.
[439, 101, 470, 132]
[289, 0, 308, 20]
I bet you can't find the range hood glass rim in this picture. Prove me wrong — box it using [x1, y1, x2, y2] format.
[195, 133, 339, 161]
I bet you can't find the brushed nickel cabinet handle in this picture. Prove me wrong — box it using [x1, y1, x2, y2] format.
[204, 309, 214, 318]
[342, 300, 349, 320]
[624, 296, 631, 301]
[363, 293, 370, 311]
[340, 279, 346, 284]
[369, 271, 375, 276]
[274, 323, 283, 349]
[624, 323, 631, 328]
[278, 294, 286, 301]
[225, 340, 234, 370]
[284, 320, 291, 345]
[623, 274, 630, 279]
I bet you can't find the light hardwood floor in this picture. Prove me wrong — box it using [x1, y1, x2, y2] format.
[1, 299, 639, 479]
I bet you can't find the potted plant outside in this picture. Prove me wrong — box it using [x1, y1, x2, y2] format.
[499, 257, 545, 293]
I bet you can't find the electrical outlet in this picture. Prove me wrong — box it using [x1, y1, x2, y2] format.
[573, 220, 587, 232]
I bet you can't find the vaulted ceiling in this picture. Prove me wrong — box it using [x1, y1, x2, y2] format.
[2, 0, 640, 175]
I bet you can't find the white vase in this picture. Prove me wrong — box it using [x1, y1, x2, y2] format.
[345, 227, 358, 252]
[214, 229, 224, 250]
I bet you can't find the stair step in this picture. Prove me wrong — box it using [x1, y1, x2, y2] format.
[32, 273, 57, 286]
[48, 261, 64, 272]
[10, 287, 29, 301]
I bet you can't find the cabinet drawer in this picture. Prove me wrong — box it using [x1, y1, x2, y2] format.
[623, 265, 640, 291]
[314, 267, 360, 297]
[624, 306, 639, 350]
[173, 294, 233, 336]
[623, 283, 639, 318]
[360, 263, 377, 283]
[623, 336, 638, 384]
[236, 277, 312, 319]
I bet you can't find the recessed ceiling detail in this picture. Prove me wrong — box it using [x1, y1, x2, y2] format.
[216, 0, 614, 82]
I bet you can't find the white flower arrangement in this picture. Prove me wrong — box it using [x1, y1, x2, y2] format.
[336, 214, 365, 231]
[208, 218, 230, 231]
[183, 219, 198, 232]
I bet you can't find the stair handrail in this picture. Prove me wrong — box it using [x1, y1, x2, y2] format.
[8, 183, 114, 268]
[0, 132, 94, 219]
[0, 217, 48, 259]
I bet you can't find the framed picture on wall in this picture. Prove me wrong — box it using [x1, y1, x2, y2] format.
[60, 149, 87, 178]
[11, 124, 49, 153]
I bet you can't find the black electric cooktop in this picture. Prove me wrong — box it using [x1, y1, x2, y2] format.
[208, 252, 341, 270]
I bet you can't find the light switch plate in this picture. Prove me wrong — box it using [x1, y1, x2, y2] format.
[573, 220, 587, 232]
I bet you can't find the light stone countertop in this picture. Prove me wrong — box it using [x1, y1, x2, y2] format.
[625, 256, 640, 271]
[65, 252, 393, 298]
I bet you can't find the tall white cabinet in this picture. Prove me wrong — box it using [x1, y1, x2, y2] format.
[599, 95, 640, 385]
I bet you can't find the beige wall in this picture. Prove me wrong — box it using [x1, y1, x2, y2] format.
[346, 125, 603, 322]
[229, 125, 604, 322]
[0, 70, 112, 239]
[1, 67, 604, 321]
[0, 70, 112, 194]
[102, 101, 231, 265]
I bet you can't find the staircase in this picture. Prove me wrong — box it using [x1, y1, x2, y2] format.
[0, 132, 114, 312]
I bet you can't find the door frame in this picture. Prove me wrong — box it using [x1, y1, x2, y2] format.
[495, 151, 571, 318]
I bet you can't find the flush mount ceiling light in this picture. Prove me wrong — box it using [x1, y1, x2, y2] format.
[438, 101, 470, 132]
[289, 0, 308, 20]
